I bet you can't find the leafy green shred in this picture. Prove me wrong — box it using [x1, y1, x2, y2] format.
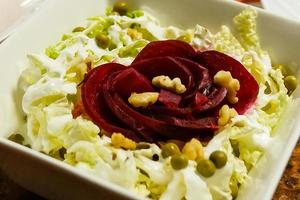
[136, 172, 167, 200]
[85, 17, 114, 38]
[234, 8, 261, 52]
[213, 25, 245, 58]
[105, 7, 113, 16]
[45, 36, 78, 59]
[118, 39, 148, 57]
[45, 46, 60, 59]
[127, 10, 144, 18]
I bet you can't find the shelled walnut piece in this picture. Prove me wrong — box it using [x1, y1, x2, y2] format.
[128, 92, 159, 108]
[152, 75, 186, 94]
[218, 105, 238, 126]
[214, 70, 240, 104]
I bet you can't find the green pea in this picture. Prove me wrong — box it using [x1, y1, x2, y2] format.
[209, 150, 227, 169]
[230, 178, 239, 199]
[171, 154, 188, 170]
[274, 64, 288, 77]
[59, 147, 67, 158]
[230, 140, 240, 157]
[161, 143, 180, 158]
[284, 75, 297, 95]
[108, 42, 117, 51]
[72, 26, 85, 33]
[130, 23, 141, 29]
[113, 1, 129, 16]
[136, 142, 151, 150]
[196, 159, 216, 177]
[95, 33, 110, 49]
[8, 134, 24, 144]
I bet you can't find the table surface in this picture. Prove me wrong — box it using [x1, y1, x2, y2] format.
[0, 0, 299, 199]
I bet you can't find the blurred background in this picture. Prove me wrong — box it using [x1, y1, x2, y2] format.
[1, 0, 300, 42]
[0, 0, 42, 42]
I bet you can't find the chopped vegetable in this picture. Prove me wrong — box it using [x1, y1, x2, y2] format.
[171, 154, 188, 170]
[113, 1, 129, 16]
[196, 159, 216, 177]
[284, 75, 297, 95]
[209, 151, 227, 169]
[161, 143, 180, 158]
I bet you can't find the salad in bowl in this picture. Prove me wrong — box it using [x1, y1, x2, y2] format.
[8, 1, 298, 200]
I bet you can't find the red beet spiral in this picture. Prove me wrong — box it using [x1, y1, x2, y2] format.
[81, 40, 259, 142]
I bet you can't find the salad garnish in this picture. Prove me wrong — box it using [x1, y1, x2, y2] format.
[81, 40, 259, 143]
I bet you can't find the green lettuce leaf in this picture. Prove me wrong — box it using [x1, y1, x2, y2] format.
[118, 39, 148, 58]
[61, 117, 100, 148]
[26, 97, 72, 153]
[213, 25, 245, 59]
[233, 8, 260, 52]
[204, 132, 248, 200]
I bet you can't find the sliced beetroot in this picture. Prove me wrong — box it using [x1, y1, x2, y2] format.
[133, 40, 196, 64]
[147, 106, 192, 118]
[194, 87, 227, 112]
[148, 87, 227, 118]
[81, 40, 259, 143]
[173, 57, 211, 105]
[158, 116, 217, 130]
[81, 63, 124, 124]
[195, 51, 259, 114]
[81, 63, 142, 141]
[158, 89, 182, 108]
[174, 57, 211, 90]
[103, 72, 217, 141]
[102, 73, 156, 141]
[132, 57, 193, 92]
[111, 68, 154, 98]
[194, 92, 209, 108]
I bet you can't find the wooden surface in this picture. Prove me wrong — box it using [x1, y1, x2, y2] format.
[272, 139, 300, 200]
[0, 140, 298, 200]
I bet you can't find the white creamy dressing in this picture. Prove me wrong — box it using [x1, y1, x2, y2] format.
[27, 54, 67, 78]
[22, 77, 76, 113]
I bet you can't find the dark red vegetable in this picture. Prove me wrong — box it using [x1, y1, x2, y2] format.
[111, 67, 154, 98]
[158, 89, 182, 108]
[81, 63, 142, 141]
[195, 51, 259, 114]
[132, 57, 194, 92]
[194, 92, 209, 108]
[133, 40, 196, 64]
[81, 40, 259, 142]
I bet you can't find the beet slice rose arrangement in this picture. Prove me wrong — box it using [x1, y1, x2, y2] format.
[81, 40, 259, 142]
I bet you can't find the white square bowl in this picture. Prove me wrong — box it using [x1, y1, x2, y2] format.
[0, 0, 300, 199]
[262, 0, 300, 22]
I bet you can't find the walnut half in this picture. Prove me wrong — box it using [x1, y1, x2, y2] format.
[152, 75, 186, 94]
[128, 92, 159, 108]
[214, 71, 240, 104]
[218, 105, 238, 126]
